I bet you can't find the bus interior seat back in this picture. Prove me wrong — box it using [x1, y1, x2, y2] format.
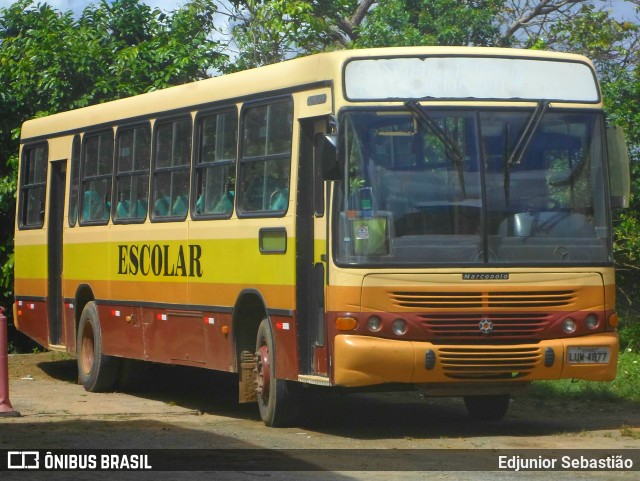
[83, 190, 107, 221]
[154, 196, 170, 216]
[172, 195, 188, 216]
[135, 199, 148, 218]
[116, 199, 131, 218]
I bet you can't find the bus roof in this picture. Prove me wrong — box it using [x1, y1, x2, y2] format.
[20, 46, 597, 142]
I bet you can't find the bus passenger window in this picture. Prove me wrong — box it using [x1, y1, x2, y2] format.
[239, 99, 292, 215]
[152, 117, 192, 220]
[114, 124, 150, 223]
[18, 143, 48, 229]
[193, 109, 238, 218]
[80, 130, 113, 224]
[68, 136, 81, 226]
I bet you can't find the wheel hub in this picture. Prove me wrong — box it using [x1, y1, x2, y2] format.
[255, 344, 270, 403]
[81, 325, 95, 375]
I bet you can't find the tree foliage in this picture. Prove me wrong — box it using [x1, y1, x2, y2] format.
[223, 0, 329, 71]
[356, 0, 502, 48]
[0, 0, 225, 306]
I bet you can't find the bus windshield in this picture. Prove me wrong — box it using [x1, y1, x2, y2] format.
[334, 107, 610, 266]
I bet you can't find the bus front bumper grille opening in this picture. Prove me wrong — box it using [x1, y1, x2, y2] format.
[438, 346, 542, 380]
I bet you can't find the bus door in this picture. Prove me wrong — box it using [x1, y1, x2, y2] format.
[297, 119, 328, 376]
[47, 159, 66, 346]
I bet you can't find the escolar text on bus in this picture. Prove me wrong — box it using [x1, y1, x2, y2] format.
[117, 244, 203, 277]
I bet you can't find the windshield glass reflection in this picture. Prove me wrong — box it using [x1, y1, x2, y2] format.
[334, 108, 610, 266]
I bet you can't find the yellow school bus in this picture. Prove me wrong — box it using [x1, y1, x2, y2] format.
[14, 46, 630, 426]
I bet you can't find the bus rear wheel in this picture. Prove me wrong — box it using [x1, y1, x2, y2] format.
[77, 301, 121, 392]
[463, 394, 510, 421]
[255, 319, 300, 427]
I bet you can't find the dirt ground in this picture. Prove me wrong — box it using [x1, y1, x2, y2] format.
[1, 352, 639, 479]
[2, 351, 639, 446]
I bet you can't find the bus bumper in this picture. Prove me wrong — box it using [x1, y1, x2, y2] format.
[333, 333, 618, 387]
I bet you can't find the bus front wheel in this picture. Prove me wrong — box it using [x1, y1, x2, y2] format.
[255, 319, 300, 427]
[463, 394, 510, 421]
[76, 301, 121, 392]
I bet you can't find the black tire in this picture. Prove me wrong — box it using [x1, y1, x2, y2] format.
[76, 301, 121, 392]
[255, 319, 300, 427]
[463, 394, 510, 421]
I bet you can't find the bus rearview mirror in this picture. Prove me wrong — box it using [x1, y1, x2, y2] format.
[317, 134, 341, 181]
[606, 126, 630, 208]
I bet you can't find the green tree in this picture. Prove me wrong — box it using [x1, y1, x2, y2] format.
[221, 0, 376, 69]
[0, 0, 225, 311]
[356, 0, 502, 47]
[223, 0, 327, 71]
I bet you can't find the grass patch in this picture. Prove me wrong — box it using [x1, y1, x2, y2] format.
[529, 350, 640, 402]
[48, 351, 74, 362]
[620, 425, 640, 439]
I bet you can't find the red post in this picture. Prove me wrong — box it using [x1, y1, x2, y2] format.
[0, 306, 20, 416]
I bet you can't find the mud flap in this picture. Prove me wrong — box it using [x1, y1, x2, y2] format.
[238, 350, 257, 403]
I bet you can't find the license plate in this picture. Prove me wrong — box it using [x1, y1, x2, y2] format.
[567, 347, 610, 364]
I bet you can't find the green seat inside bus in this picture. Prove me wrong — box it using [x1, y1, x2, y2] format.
[172, 195, 188, 216]
[116, 199, 147, 219]
[83, 190, 108, 221]
[154, 196, 170, 216]
[196, 192, 234, 215]
[269, 187, 288, 211]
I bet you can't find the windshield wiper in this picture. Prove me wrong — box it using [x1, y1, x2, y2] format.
[504, 100, 550, 205]
[405, 101, 466, 197]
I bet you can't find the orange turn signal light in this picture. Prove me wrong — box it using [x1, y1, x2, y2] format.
[608, 313, 619, 328]
[336, 316, 357, 331]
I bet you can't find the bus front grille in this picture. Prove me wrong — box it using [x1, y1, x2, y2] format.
[438, 346, 541, 379]
[418, 313, 551, 339]
[391, 290, 576, 309]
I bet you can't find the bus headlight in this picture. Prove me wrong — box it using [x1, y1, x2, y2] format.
[585, 314, 599, 330]
[562, 318, 576, 334]
[392, 319, 407, 336]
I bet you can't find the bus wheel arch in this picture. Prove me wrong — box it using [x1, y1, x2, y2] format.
[73, 284, 96, 348]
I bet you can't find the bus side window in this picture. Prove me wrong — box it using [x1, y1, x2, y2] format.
[18, 143, 48, 229]
[114, 124, 150, 223]
[152, 117, 191, 220]
[239, 99, 292, 215]
[80, 130, 113, 225]
[193, 108, 238, 218]
[68, 135, 81, 227]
